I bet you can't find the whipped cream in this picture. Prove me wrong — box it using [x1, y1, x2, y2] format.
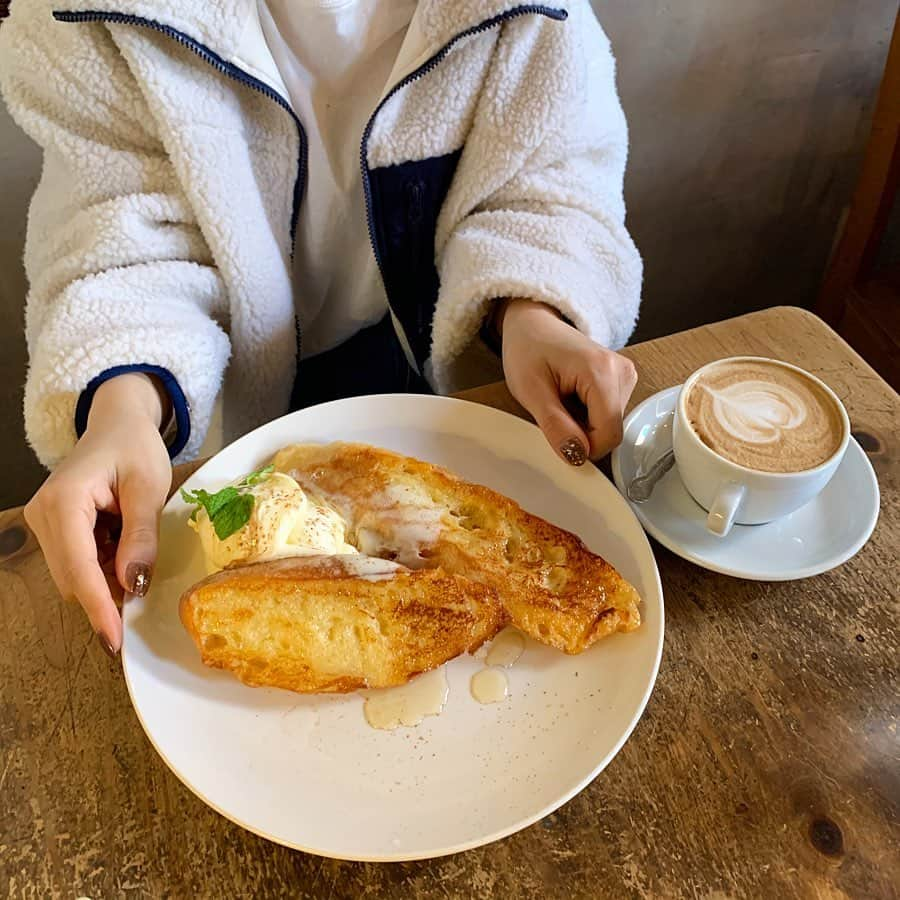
[189, 472, 357, 572]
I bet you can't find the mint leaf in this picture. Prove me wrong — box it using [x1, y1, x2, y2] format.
[180, 486, 202, 508]
[180, 485, 240, 521]
[209, 492, 255, 540]
[206, 486, 240, 519]
[180, 464, 273, 541]
[243, 464, 274, 487]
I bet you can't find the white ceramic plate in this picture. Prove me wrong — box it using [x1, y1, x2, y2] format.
[123, 395, 664, 861]
[611, 386, 880, 581]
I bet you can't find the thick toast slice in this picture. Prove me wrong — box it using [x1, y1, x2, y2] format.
[179, 555, 504, 693]
[273, 443, 641, 654]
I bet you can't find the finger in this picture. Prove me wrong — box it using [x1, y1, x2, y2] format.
[579, 359, 635, 459]
[515, 371, 590, 466]
[618, 355, 639, 409]
[580, 385, 622, 459]
[45, 502, 122, 654]
[99, 551, 125, 609]
[94, 511, 121, 566]
[115, 475, 163, 599]
[584, 394, 625, 458]
[104, 569, 125, 610]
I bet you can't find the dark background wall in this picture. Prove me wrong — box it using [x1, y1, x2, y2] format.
[0, 0, 896, 508]
[609, 0, 896, 342]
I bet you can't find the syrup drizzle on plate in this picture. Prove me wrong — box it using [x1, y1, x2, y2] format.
[363, 667, 449, 730]
[362, 628, 526, 728]
[470, 627, 526, 705]
[469, 667, 509, 704]
[485, 627, 525, 668]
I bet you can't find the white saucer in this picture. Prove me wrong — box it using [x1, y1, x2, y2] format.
[611, 386, 880, 581]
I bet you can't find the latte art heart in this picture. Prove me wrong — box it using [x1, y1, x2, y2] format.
[686, 361, 844, 473]
[703, 381, 808, 445]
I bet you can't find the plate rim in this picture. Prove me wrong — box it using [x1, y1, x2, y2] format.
[122, 393, 665, 861]
[611, 386, 881, 582]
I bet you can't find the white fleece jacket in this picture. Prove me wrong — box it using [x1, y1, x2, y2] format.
[0, 0, 642, 468]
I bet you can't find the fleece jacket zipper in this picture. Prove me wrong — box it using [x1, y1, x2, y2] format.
[359, 5, 567, 364]
[52, 9, 308, 251]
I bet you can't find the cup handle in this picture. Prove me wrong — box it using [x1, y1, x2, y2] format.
[706, 482, 746, 537]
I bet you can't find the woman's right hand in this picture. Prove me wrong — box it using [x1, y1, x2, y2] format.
[23, 373, 172, 656]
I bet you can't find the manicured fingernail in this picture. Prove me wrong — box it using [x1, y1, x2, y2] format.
[98, 633, 118, 658]
[560, 438, 587, 467]
[126, 561, 152, 597]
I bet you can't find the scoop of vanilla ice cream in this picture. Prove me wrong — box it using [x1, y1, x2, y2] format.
[189, 471, 357, 572]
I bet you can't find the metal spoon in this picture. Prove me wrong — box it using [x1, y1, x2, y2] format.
[627, 449, 675, 503]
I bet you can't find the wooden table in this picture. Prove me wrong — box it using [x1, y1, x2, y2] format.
[1, 307, 897, 899]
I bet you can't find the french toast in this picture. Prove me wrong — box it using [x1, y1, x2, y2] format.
[179, 554, 504, 692]
[272, 443, 642, 654]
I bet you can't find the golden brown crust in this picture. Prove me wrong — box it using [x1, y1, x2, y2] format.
[272, 443, 641, 654]
[179, 555, 504, 693]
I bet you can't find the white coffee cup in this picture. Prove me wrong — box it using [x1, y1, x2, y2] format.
[672, 357, 850, 537]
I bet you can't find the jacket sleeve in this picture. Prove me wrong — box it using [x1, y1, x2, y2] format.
[430, 5, 642, 393]
[0, 5, 231, 468]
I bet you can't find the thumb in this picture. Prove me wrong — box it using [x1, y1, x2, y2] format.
[515, 373, 590, 467]
[115, 475, 164, 598]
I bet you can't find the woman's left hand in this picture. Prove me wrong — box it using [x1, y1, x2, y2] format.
[498, 298, 638, 466]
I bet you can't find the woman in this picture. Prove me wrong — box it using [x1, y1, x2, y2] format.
[0, 0, 641, 655]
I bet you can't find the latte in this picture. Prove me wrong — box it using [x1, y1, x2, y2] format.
[685, 360, 845, 473]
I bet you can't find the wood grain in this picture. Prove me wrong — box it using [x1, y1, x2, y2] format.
[1, 308, 897, 899]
